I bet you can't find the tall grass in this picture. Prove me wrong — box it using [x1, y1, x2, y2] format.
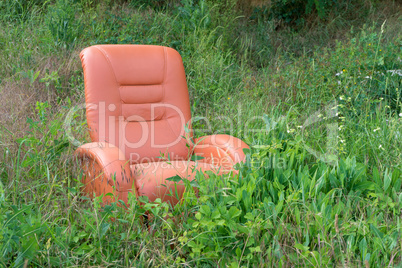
[0, 0, 401, 266]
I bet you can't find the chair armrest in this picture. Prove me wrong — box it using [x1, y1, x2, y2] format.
[192, 134, 249, 170]
[75, 142, 133, 196]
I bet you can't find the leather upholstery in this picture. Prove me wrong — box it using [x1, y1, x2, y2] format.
[76, 45, 249, 206]
[81, 45, 191, 164]
[133, 160, 225, 204]
[193, 134, 249, 170]
[75, 142, 133, 202]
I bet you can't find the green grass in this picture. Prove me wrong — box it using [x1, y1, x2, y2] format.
[0, 0, 401, 266]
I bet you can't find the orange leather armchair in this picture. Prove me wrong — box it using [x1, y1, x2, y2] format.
[75, 45, 249, 206]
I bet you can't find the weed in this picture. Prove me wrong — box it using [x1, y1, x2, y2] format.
[47, 0, 82, 49]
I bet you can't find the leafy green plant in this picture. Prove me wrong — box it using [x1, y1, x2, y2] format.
[19, 102, 69, 176]
[176, 0, 211, 31]
[47, 0, 82, 48]
[40, 70, 63, 102]
[175, 136, 402, 265]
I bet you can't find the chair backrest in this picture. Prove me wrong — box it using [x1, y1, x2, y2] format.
[80, 45, 192, 164]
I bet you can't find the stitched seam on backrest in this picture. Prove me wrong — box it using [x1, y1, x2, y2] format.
[162, 47, 167, 112]
[119, 85, 164, 104]
[159, 47, 179, 149]
[95, 46, 122, 116]
[120, 84, 163, 86]
[160, 47, 167, 120]
[163, 48, 187, 152]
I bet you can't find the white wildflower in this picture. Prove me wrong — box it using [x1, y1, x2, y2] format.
[387, 70, 402, 76]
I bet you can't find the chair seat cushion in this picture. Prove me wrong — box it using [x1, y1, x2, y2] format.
[132, 160, 224, 205]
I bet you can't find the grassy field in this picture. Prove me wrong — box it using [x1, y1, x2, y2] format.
[0, 0, 401, 266]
